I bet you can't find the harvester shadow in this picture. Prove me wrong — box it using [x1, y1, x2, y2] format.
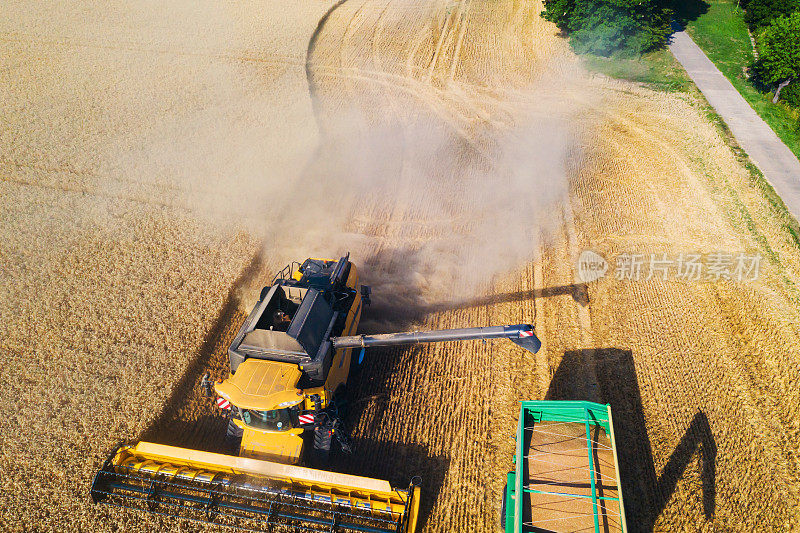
[424, 283, 589, 312]
[363, 284, 587, 331]
[138, 251, 266, 452]
[358, 245, 588, 332]
[340, 344, 448, 530]
[330, 437, 449, 529]
[548, 349, 716, 532]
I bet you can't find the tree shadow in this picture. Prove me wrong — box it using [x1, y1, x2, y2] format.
[547, 349, 716, 532]
[672, 1, 710, 28]
[668, 2, 711, 48]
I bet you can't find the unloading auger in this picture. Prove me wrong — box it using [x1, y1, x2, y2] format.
[91, 254, 541, 532]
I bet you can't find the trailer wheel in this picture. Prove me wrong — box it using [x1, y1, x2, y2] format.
[500, 486, 507, 531]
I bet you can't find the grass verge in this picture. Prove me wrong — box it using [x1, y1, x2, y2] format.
[581, 49, 692, 92]
[683, 0, 800, 160]
[580, 34, 800, 285]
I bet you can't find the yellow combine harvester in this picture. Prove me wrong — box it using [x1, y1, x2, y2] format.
[91, 255, 541, 532]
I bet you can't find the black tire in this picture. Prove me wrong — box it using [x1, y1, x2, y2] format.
[500, 486, 507, 531]
[311, 426, 332, 468]
[226, 417, 243, 445]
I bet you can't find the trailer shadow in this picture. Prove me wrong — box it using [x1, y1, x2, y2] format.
[548, 349, 716, 532]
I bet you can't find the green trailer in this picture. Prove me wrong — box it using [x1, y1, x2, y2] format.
[503, 401, 627, 533]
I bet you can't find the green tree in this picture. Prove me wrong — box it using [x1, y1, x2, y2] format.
[743, 0, 799, 30]
[756, 12, 800, 103]
[541, 0, 674, 56]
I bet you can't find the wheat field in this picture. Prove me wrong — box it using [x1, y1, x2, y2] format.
[2, 0, 800, 531]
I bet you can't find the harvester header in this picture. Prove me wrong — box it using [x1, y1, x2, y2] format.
[93, 441, 420, 532]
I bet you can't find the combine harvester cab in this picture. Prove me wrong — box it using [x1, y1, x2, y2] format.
[91, 254, 541, 532]
[503, 401, 627, 533]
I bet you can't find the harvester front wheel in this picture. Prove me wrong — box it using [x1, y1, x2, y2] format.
[311, 425, 332, 468]
[226, 417, 243, 445]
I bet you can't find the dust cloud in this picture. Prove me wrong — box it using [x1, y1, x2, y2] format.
[189, 83, 583, 320]
[273, 106, 577, 309]
[81, 0, 588, 319]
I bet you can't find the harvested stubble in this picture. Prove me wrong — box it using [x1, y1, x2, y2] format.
[3, 0, 800, 531]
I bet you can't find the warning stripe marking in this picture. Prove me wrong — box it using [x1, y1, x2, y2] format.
[216, 397, 231, 410]
[298, 414, 314, 425]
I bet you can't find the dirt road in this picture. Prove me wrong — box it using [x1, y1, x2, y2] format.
[669, 24, 800, 221]
[2, 0, 800, 531]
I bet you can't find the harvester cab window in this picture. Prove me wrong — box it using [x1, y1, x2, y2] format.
[241, 408, 293, 432]
[298, 259, 337, 289]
